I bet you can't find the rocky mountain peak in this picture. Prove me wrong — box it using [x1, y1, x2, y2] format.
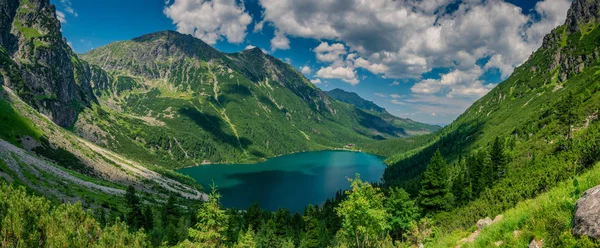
[565, 0, 600, 33]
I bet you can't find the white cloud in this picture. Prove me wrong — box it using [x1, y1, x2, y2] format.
[411, 66, 494, 98]
[375, 93, 387, 98]
[389, 94, 402, 99]
[316, 66, 359, 85]
[250, 0, 570, 122]
[391, 99, 406, 105]
[310, 78, 322, 84]
[271, 30, 290, 51]
[389, 81, 400, 86]
[56, 10, 66, 24]
[60, 0, 78, 16]
[164, 0, 252, 45]
[313, 42, 346, 62]
[244, 45, 256, 50]
[300, 65, 312, 75]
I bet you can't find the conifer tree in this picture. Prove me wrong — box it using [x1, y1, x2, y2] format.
[419, 150, 453, 213]
[452, 160, 473, 206]
[188, 184, 229, 247]
[490, 136, 507, 179]
[125, 185, 144, 230]
[234, 226, 257, 248]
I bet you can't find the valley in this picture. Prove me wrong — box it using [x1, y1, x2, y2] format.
[1, 0, 600, 247]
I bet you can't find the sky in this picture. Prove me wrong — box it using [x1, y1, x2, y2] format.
[52, 0, 572, 125]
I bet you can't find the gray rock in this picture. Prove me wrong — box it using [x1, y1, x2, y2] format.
[529, 239, 543, 248]
[573, 185, 600, 239]
[476, 217, 493, 230]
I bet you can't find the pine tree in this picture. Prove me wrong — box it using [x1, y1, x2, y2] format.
[234, 226, 257, 248]
[188, 184, 229, 247]
[419, 150, 453, 213]
[489, 136, 508, 179]
[125, 185, 143, 230]
[302, 205, 321, 248]
[452, 160, 473, 206]
[557, 91, 576, 141]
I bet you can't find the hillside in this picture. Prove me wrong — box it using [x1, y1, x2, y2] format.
[381, 0, 600, 239]
[73, 31, 433, 167]
[327, 88, 440, 135]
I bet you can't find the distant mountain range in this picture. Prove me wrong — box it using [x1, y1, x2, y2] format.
[326, 88, 440, 135]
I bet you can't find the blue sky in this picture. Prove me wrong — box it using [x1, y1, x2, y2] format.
[52, 0, 571, 125]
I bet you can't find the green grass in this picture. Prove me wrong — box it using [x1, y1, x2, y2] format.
[430, 161, 600, 247]
[0, 98, 43, 147]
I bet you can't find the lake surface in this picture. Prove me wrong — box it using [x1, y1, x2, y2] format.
[178, 151, 386, 212]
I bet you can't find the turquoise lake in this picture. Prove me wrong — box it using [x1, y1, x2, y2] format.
[177, 150, 386, 212]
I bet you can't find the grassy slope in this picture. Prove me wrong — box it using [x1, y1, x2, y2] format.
[432, 161, 600, 247]
[383, 23, 600, 191]
[378, 18, 600, 246]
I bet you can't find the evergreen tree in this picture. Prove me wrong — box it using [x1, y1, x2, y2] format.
[385, 187, 420, 241]
[188, 184, 229, 247]
[557, 91, 576, 141]
[302, 205, 321, 248]
[418, 150, 453, 213]
[142, 205, 153, 231]
[490, 136, 508, 179]
[336, 174, 391, 248]
[244, 201, 264, 231]
[233, 226, 256, 248]
[452, 159, 473, 206]
[125, 185, 144, 230]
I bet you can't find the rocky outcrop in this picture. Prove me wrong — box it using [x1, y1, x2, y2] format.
[565, 0, 600, 33]
[572, 185, 600, 239]
[1, 0, 97, 127]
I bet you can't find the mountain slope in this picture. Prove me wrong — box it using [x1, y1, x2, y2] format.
[327, 88, 386, 113]
[75, 31, 422, 166]
[327, 88, 440, 135]
[382, 0, 600, 233]
[0, 0, 205, 209]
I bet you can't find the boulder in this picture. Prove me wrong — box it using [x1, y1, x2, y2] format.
[529, 239, 543, 248]
[573, 185, 600, 239]
[476, 217, 493, 230]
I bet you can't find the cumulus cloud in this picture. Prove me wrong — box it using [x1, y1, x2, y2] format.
[313, 42, 347, 62]
[316, 66, 359, 85]
[164, 0, 252, 45]
[257, 0, 569, 106]
[310, 78, 322, 84]
[56, 10, 66, 24]
[271, 30, 290, 51]
[411, 66, 495, 98]
[300, 65, 312, 75]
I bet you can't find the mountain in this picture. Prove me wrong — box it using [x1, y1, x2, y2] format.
[0, 0, 204, 210]
[378, 0, 600, 237]
[72, 30, 435, 166]
[327, 88, 386, 113]
[327, 88, 440, 135]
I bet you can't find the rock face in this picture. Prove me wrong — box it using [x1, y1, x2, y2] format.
[573, 185, 600, 239]
[0, 0, 98, 127]
[565, 0, 600, 33]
